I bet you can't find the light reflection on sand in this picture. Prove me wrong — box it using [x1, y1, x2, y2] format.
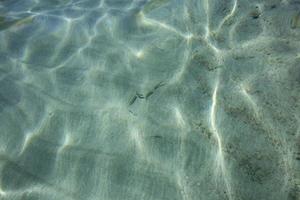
[0, 0, 299, 199]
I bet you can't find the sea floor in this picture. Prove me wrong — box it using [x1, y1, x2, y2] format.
[0, 0, 299, 200]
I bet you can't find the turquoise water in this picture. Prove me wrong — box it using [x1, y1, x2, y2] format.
[0, 0, 299, 199]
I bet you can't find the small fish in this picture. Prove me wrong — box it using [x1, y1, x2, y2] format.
[129, 110, 137, 116]
[249, 10, 260, 19]
[145, 90, 154, 99]
[151, 135, 163, 139]
[0, 16, 33, 32]
[154, 81, 166, 90]
[296, 152, 300, 160]
[136, 92, 144, 99]
[129, 95, 137, 106]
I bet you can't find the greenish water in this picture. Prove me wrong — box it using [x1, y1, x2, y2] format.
[0, 0, 299, 199]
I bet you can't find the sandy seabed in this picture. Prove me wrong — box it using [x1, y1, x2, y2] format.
[0, 0, 299, 199]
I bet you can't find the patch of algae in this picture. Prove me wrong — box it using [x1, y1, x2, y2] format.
[291, 12, 300, 29]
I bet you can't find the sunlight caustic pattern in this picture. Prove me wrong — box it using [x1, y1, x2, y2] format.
[0, 0, 299, 200]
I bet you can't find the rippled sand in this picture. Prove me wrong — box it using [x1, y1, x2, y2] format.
[0, 0, 299, 199]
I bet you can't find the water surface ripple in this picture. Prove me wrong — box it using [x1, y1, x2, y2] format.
[0, 0, 299, 200]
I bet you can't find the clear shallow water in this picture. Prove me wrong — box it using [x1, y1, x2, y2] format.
[0, 0, 299, 199]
